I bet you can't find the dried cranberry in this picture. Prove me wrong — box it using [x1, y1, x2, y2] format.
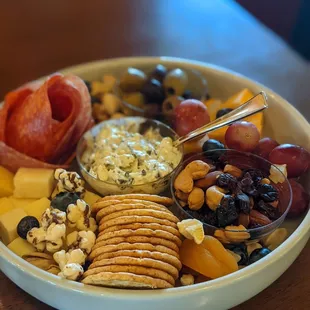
[216, 195, 238, 227]
[256, 200, 280, 220]
[257, 184, 278, 202]
[239, 175, 258, 196]
[243, 169, 264, 183]
[235, 193, 251, 214]
[216, 173, 238, 191]
[184, 207, 217, 226]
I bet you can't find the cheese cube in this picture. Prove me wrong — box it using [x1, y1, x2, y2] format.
[13, 168, 55, 199]
[23, 197, 50, 221]
[0, 166, 14, 197]
[8, 237, 35, 257]
[0, 197, 15, 216]
[0, 208, 27, 245]
[8, 197, 37, 210]
[83, 190, 101, 207]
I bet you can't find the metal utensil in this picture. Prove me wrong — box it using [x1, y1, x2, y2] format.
[173, 91, 268, 147]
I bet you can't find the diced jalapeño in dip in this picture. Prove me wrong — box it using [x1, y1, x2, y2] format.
[81, 122, 182, 186]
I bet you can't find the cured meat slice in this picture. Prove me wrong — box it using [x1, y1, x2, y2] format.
[0, 73, 93, 171]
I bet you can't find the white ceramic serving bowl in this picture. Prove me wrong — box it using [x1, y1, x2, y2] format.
[0, 57, 309, 310]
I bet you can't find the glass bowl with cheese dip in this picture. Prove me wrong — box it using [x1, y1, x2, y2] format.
[76, 117, 184, 196]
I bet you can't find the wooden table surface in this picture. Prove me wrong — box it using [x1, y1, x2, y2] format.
[0, 1, 309, 309]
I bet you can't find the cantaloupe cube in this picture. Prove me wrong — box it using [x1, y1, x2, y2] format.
[83, 190, 101, 207]
[0, 208, 27, 245]
[0, 197, 15, 216]
[23, 197, 50, 222]
[8, 237, 35, 257]
[0, 166, 14, 197]
[13, 168, 55, 199]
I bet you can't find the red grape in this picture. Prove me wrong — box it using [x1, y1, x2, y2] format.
[174, 99, 210, 136]
[254, 137, 279, 159]
[225, 121, 260, 152]
[269, 144, 310, 178]
[287, 179, 309, 217]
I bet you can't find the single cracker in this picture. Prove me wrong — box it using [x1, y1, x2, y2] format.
[81, 271, 173, 289]
[25, 259, 57, 271]
[92, 249, 182, 270]
[99, 209, 179, 226]
[98, 194, 173, 206]
[101, 222, 181, 238]
[83, 265, 175, 285]
[96, 228, 182, 247]
[89, 242, 180, 261]
[91, 236, 180, 253]
[93, 199, 171, 215]
[88, 256, 179, 279]
[47, 265, 61, 275]
[96, 202, 172, 222]
[99, 215, 178, 231]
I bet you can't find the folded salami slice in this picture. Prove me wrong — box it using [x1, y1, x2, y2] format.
[0, 73, 93, 172]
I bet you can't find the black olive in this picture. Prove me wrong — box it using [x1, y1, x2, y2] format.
[216, 108, 233, 118]
[202, 139, 226, 161]
[257, 184, 278, 202]
[141, 79, 165, 105]
[216, 196, 239, 227]
[51, 192, 80, 212]
[91, 96, 101, 105]
[149, 64, 168, 82]
[182, 90, 192, 99]
[84, 80, 92, 93]
[216, 173, 238, 192]
[249, 248, 271, 264]
[226, 244, 248, 265]
[17, 216, 40, 239]
[235, 193, 251, 214]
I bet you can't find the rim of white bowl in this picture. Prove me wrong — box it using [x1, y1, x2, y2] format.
[0, 56, 309, 300]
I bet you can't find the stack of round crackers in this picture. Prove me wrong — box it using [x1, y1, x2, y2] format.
[82, 194, 182, 289]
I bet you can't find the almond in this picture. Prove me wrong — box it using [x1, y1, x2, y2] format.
[195, 171, 222, 190]
[249, 210, 272, 226]
[238, 213, 250, 228]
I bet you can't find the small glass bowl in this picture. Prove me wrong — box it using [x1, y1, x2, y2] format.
[170, 149, 292, 243]
[76, 117, 183, 196]
[120, 66, 208, 128]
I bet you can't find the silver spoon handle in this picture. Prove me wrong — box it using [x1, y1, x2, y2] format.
[174, 91, 268, 147]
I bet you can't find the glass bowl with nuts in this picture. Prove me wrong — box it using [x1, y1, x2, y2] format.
[76, 117, 183, 196]
[171, 149, 292, 243]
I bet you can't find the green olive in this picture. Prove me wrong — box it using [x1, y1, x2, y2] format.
[119, 67, 147, 92]
[122, 92, 145, 109]
[163, 68, 188, 96]
[162, 95, 184, 117]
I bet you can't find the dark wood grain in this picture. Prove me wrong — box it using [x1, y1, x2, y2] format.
[0, 0, 309, 309]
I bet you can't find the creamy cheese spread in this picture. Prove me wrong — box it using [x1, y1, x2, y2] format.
[81, 122, 182, 186]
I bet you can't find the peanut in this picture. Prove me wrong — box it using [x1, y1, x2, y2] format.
[188, 187, 205, 211]
[206, 185, 226, 211]
[194, 171, 223, 190]
[223, 164, 242, 178]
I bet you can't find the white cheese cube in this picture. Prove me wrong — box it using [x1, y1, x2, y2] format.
[0, 208, 27, 245]
[8, 237, 35, 257]
[13, 168, 55, 199]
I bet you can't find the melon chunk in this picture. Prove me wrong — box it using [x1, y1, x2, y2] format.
[8, 237, 35, 257]
[0, 208, 27, 245]
[0, 166, 14, 197]
[23, 197, 50, 222]
[13, 168, 55, 199]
